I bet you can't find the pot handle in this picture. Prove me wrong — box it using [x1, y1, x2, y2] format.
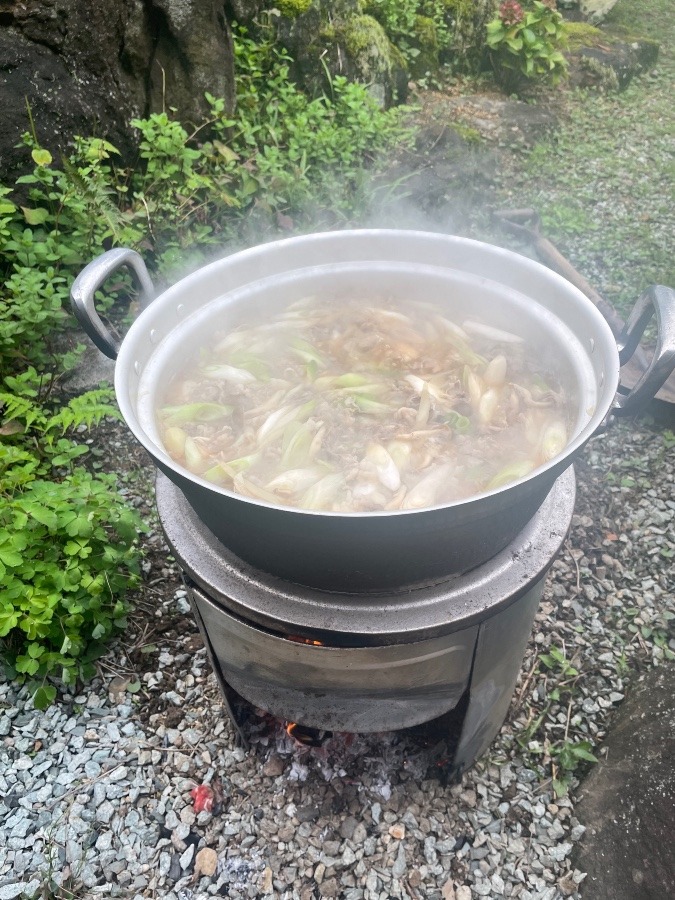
[612, 284, 675, 416]
[70, 248, 155, 360]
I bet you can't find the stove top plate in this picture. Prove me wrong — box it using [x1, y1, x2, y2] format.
[157, 468, 575, 645]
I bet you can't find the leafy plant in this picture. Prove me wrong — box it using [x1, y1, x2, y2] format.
[551, 739, 597, 796]
[486, 0, 568, 93]
[366, 0, 451, 71]
[539, 644, 579, 678]
[0, 372, 144, 708]
[0, 472, 143, 709]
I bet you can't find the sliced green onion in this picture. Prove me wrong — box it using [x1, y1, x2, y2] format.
[539, 421, 567, 461]
[484, 355, 507, 388]
[163, 426, 187, 457]
[160, 402, 232, 426]
[363, 443, 401, 491]
[227, 352, 270, 381]
[300, 474, 344, 510]
[203, 364, 257, 384]
[257, 400, 316, 446]
[354, 396, 390, 415]
[266, 468, 325, 495]
[203, 454, 257, 484]
[486, 460, 535, 490]
[445, 411, 471, 434]
[291, 337, 325, 367]
[281, 421, 315, 468]
[314, 373, 370, 391]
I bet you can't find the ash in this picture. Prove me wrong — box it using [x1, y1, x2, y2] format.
[246, 711, 454, 790]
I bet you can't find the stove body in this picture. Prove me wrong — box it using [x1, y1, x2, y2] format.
[157, 469, 575, 775]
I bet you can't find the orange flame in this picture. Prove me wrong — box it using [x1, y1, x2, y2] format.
[287, 635, 324, 646]
[285, 722, 325, 747]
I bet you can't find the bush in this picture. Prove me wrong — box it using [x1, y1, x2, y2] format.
[0, 472, 143, 709]
[0, 371, 144, 708]
[486, 0, 568, 93]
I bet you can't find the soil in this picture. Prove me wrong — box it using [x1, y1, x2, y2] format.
[573, 665, 675, 900]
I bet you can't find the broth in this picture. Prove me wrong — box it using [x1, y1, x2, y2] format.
[156, 295, 574, 512]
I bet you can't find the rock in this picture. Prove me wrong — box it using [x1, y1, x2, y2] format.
[352, 823, 367, 844]
[194, 847, 218, 878]
[297, 805, 320, 823]
[319, 878, 338, 898]
[179, 843, 194, 870]
[0, 885, 26, 900]
[456, 887, 472, 900]
[0, 0, 235, 180]
[388, 823, 405, 840]
[577, 40, 660, 90]
[277, 824, 294, 843]
[579, 1, 620, 24]
[340, 816, 358, 840]
[167, 853, 182, 882]
[441, 878, 457, 900]
[261, 866, 273, 893]
[95, 801, 115, 825]
[179, 806, 196, 826]
[391, 843, 407, 878]
[262, 756, 285, 777]
[573, 666, 675, 900]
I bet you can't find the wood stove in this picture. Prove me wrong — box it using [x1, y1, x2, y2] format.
[156, 468, 575, 778]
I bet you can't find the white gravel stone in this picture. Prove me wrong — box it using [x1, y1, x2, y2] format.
[0, 884, 26, 900]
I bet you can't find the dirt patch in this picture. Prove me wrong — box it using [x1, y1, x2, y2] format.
[573, 664, 675, 900]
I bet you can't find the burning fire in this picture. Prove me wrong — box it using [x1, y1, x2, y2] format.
[287, 635, 324, 646]
[285, 721, 327, 747]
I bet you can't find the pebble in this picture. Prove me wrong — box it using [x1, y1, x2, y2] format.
[0, 419, 669, 900]
[96, 800, 115, 824]
[194, 846, 218, 877]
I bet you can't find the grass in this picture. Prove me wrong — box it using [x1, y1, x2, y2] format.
[496, 0, 675, 319]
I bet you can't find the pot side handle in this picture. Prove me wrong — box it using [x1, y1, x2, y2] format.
[612, 284, 675, 416]
[70, 248, 155, 360]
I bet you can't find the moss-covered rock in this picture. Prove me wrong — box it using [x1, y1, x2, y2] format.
[409, 14, 439, 78]
[563, 21, 660, 91]
[261, 2, 408, 107]
[564, 21, 607, 51]
[442, 0, 499, 73]
[276, 0, 313, 17]
[335, 13, 408, 104]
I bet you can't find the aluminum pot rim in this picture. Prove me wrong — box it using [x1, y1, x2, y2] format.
[114, 229, 619, 519]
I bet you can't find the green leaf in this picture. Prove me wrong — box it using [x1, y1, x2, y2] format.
[91, 623, 106, 640]
[33, 685, 57, 709]
[15, 656, 40, 676]
[31, 148, 53, 166]
[0, 549, 23, 568]
[572, 747, 598, 763]
[25, 504, 58, 529]
[0, 609, 20, 636]
[21, 206, 50, 226]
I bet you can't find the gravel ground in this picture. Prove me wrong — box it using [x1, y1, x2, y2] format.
[0, 415, 673, 900]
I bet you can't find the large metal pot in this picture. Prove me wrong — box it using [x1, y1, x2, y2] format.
[71, 230, 675, 591]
